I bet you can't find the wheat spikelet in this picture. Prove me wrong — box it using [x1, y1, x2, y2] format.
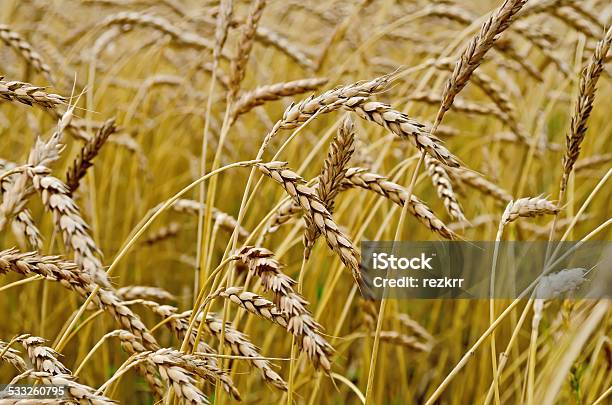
[65, 118, 117, 194]
[424, 154, 465, 221]
[433, 0, 528, 130]
[449, 167, 513, 203]
[0, 25, 54, 83]
[231, 77, 328, 121]
[228, 0, 267, 100]
[340, 167, 455, 239]
[501, 197, 560, 225]
[0, 340, 27, 372]
[235, 246, 334, 371]
[561, 27, 611, 192]
[304, 115, 355, 256]
[19, 336, 71, 376]
[256, 161, 362, 285]
[0, 249, 159, 351]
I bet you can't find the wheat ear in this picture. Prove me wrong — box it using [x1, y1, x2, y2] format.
[433, 0, 528, 131]
[256, 161, 363, 286]
[340, 168, 455, 239]
[228, 0, 267, 101]
[235, 246, 334, 371]
[424, 154, 466, 221]
[560, 27, 611, 193]
[501, 197, 560, 225]
[231, 77, 328, 121]
[0, 339, 28, 372]
[66, 118, 117, 194]
[0, 249, 158, 351]
[304, 115, 355, 256]
[0, 25, 54, 83]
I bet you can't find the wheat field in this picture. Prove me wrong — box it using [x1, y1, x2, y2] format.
[0, 0, 611, 404]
